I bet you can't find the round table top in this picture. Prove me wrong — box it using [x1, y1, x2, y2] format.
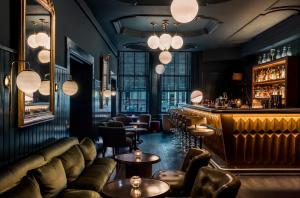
[190, 128, 215, 136]
[114, 153, 161, 165]
[125, 127, 148, 132]
[130, 122, 148, 125]
[101, 178, 170, 198]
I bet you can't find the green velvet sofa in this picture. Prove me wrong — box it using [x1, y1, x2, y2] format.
[0, 137, 116, 198]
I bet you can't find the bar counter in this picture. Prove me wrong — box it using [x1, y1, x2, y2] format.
[182, 105, 300, 169]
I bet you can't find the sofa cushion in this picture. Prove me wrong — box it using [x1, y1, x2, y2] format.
[79, 138, 97, 166]
[59, 189, 101, 198]
[32, 158, 67, 198]
[0, 176, 42, 198]
[93, 158, 116, 173]
[59, 145, 85, 182]
[69, 164, 110, 192]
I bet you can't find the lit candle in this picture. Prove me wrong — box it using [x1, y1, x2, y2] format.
[130, 176, 142, 188]
[130, 188, 142, 198]
[133, 125, 138, 129]
[134, 150, 142, 158]
[137, 120, 140, 123]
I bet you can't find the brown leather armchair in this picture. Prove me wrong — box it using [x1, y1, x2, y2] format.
[138, 114, 151, 129]
[113, 115, 132, 126]
[97, 126, 133, 157]
[153, 148, 211, 197]
[191, 167, 241, 198]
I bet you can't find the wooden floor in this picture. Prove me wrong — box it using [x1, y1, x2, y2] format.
[104, 132, 300, 198]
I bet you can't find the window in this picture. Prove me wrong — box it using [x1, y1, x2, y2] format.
[160, 52, 191, 112]
[118, 52, 149, 113]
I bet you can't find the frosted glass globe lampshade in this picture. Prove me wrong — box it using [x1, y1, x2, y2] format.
[45, 36, 51, 49]
[191, 90, 203, 104]
[147, 35, 159, 49]
[38, 80, 50, 96]
[103, 90, 112, 98]
[171, 0, 199, 23]
[36, 32, 49, 47]
[27, 34, 39, 48]
[159, 51, 172, 65]
[62, 80, 78, 96]
[155, 64, 165, 75]
[111, 90, 117, 96]
[159, 33, 172, 50]
[16, 70, 42, 94]
[38, 49, 50, 64]
[171, 35, 184, 49]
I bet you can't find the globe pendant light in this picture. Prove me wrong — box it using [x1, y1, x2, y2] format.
[38, 49, 50, 64]
[159, 51, 172, 65]
[171, 0, 199, 23]
[45, 36, 51, 50]
[38, 80, 50, 96]
[27, 34, 39, 49]
[159, 33, 172, 51]
[36, 32, 49, 47]
[103, 90, 112, 98]
[147, 35, 160, 49]
[191, 90, 203, 104]
[171, 35, 184, 49]
[16, 70, 42, 94]
[155, 64, 166, 75]
[62, 78, 78, 96]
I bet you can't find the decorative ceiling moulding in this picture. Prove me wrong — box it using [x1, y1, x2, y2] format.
[112, 14, 222, 38]
[227, 5, 300, 44]
[116, 0, 231, 6]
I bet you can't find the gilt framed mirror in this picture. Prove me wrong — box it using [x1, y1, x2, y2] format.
[18, 0, 55, 127]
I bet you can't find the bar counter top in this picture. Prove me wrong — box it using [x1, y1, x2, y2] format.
[183, 104, 300, 114]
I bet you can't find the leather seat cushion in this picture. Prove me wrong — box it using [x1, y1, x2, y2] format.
[31, 158, 67, 198]
[69, 164, 110, 192]
[93, 158, 116, 173]
[153, 170, 185, 190]
[59, 189, 101, 198]
[79, 138, 97, 167]
[0, 176, 42, 198]
[59, 145, 85, 182]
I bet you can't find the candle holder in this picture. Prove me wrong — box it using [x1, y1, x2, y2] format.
[137, 120, 140, 123]
[133, 125, 138, 129]
[130, 188, 142, 198]
[130, 176, 142, 189]
[134, 150, 142, 159]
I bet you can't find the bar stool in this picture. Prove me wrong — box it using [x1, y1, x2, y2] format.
[190, 127, 215, 149]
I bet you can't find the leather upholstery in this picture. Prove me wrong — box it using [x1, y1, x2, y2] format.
[59, 189, 101, 198]
[153, 148, 211, 196]
[79, 138, 97, 167]
[0, 176, 42, 198]
[39, 137, 79, 162]
[32, 158, 67, 198]
[59, 145, 85, 182]
[191, 167, 241, 198]
[113, 115, 132, 125]
[138, 114, 151, 128]
[0, 154, 46, 193]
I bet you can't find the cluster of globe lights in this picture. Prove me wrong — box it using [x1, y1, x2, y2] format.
[27, 31, 51, 64]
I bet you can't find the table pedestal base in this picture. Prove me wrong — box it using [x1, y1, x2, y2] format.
[125, 164, 152, 178]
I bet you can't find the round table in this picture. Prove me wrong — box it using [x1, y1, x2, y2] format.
[130, 122, 148, 126]
[128, 115, 139, 122]
[115, 153, 161, 178]
[125, 127, 147, 148]
[101, 178, 170, 198]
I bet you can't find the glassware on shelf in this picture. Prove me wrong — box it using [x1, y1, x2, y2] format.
[276, 49, 281, 59]
[287, 45, 292, 56]
[258, 56, 262, 64]
[262, 54, 267, 63]
[282, 46, 287, 57]
[266, 53, 271, 62]
[270, 49, 275, 61]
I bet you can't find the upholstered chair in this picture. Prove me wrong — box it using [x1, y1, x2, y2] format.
[153, 148, 211, 197]
[190, 167, 241, 198]
[106, 121, 124, 128]
[97, 126, 133, 157]
[138, 114, 152, 129]
[113, 115, 132, 126]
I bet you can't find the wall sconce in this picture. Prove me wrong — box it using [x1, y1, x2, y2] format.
[55, 83, 59, 92]
[5, 61, 42, 94]
[232, 73, 243, 81]
[103, 89, 112, 98]
[62, 75, 78, 96]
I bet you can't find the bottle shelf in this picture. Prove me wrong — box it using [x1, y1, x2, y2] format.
[253, 79, 285, 86]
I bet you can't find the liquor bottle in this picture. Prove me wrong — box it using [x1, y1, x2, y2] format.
[287, 45, 292, 56]
[266, 54, 271, 62]
[262, 54, 267, 63]
[258, 56, 262, 64]
[276, 49, 281, 59]
[282, 46, 287, 57]
[281, 66, 286, 79]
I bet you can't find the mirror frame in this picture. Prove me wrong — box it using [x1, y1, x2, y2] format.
[18, 0, 55, 127]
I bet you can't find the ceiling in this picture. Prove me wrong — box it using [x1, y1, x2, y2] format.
[83, 0, 300, 51]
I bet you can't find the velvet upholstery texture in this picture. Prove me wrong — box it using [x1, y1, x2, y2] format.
[59, 189, 101, 198]
[191, 167, 241, 198]
[59, 145, 85, 182]
[32, 158, 67, 198]
[79, 138, 97, 166]
[153, 148, 211, 196]
[0, 176, 42, 198]
[93, 158, 117, 173]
